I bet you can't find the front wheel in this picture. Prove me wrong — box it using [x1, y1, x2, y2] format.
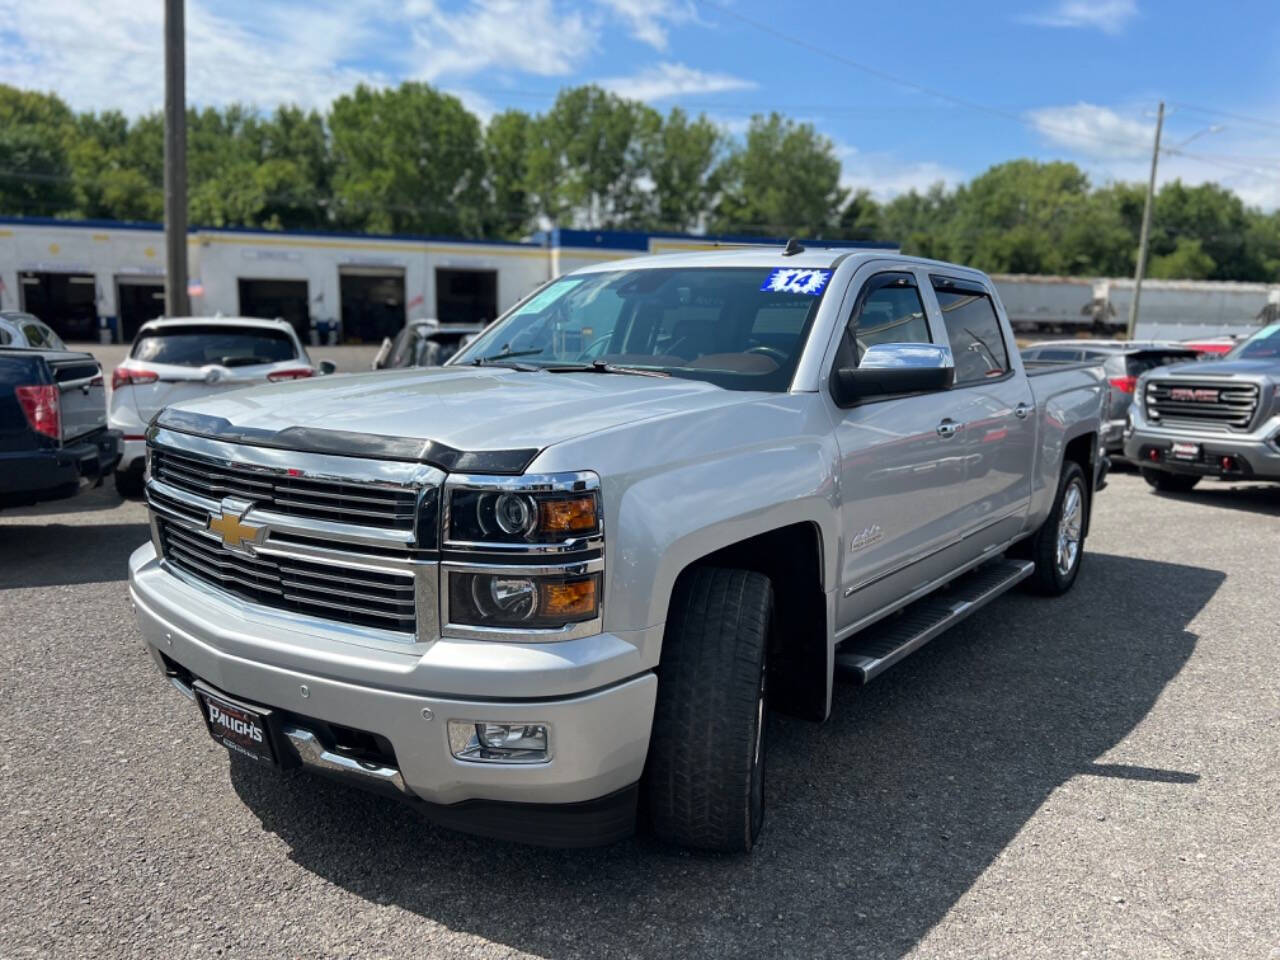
[1141, 468, 1200, 493]
[1023, 461, 1088, 596]
[645, 567, 772, 852]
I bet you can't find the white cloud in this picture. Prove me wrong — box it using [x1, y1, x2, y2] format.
[595, 0, 696, 50]
[0, 0, 598, 114]
[1021, 0, 1138, 34]
[0, 0, 399, 114]
[836, 145, 963, 201]
[412, 0, 597, 82]
[1026, 102, 1153, 159]
[600, 62, 755, 102]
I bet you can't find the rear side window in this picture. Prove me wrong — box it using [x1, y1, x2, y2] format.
[932, 281, 1011, 384]
[131, 325, 298, 367]
[1125, 351, 1197, 376]
[1038, 348, 1082, 362]
[22, 322, 50, 348]
[0, 325, 10, 345]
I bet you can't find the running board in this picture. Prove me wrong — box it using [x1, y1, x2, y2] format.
[834, 558, 1035, 684]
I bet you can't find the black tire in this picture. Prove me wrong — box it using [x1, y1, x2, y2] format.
[645, 567, 772, 852]
[1023, 460, 1088, 596]
[1140, 468, 1200, 493]
[114, 466, 145, 499]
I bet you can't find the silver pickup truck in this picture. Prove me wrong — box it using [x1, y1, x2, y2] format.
[1124, 323, 1280, 491]
[129, 248, 1106, 851]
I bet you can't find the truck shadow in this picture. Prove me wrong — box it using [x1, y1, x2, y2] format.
[229, 551, 1219, 960]
[1151, 483, 1280, 517]
[0, 520, 150, 588]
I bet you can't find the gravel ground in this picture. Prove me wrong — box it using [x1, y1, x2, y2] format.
[1, 470, 1278, 959]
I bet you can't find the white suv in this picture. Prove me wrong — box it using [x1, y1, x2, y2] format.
[109, 317, 329, 496]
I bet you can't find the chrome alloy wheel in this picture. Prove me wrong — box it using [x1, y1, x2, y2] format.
[1055, 479, 1085, 576]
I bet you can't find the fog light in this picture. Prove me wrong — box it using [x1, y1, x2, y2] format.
[448, 720, 550, 763]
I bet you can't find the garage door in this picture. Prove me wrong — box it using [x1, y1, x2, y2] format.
[19, 272, 99, 343]
[238, 279, 310, 340]
[340, 268, 405, 344]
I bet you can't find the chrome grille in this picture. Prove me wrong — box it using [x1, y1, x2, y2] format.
[152, 448, 418, 530]
[157, 518, 417, 633]
[1146, 380, 1259, 430]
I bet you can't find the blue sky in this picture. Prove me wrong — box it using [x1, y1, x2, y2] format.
[3, 0, 1278, 206]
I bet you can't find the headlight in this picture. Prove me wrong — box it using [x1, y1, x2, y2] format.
[442, 472, 603, 637]
[445, 474, 600, 547]
[448, 571, 600, 628]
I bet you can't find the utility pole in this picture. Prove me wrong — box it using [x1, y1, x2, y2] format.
[163, 0, 190, 317]
[1127, 100, 1164, 340]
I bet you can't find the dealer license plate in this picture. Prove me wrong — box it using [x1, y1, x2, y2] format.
[1170, 442, 1201, 461]
[194, 684, 276, 765]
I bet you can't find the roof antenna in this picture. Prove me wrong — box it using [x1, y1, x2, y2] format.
[782, 237, 805, 257]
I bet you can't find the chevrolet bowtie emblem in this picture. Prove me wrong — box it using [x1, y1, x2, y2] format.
[208, 498, 265, 553]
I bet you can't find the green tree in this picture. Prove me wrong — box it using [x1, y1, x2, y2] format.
[712, 113, 846, 236]
[645, 108, 723, 232]
[328, 82, 488, 236]
[1148, 236, 1215, 279]
[484, 109, 535, 239]
[837, 188, 883, 241]
[0, 85, 76, 216]
[526, 85, 661, 229]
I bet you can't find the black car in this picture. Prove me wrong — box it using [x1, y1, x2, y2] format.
[0, 347, 121, 509]
[372, 320, 486, 370]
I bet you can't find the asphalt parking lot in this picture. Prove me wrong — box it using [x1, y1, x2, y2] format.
[2, 471, 1278, 959]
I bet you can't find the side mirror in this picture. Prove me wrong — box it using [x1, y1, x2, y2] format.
[318, 360, 337, 376]
[831, 342, 955, 405]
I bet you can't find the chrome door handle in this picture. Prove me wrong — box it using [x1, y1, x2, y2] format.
[936, 419, 960, 439]
[1014, 402, 1034, 420]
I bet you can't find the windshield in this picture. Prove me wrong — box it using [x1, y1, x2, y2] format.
[1226, 323, 1280, 360]
[132, 325, 299, 367]
[451, 266, 834, 391]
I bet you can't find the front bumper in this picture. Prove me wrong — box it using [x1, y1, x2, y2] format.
[1124, 419, 1280, 481]
[0, 428, 121, 507]
[129, 542, 658, 845]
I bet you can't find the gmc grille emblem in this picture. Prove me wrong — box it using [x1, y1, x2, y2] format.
[1169, 387, 1219, 402]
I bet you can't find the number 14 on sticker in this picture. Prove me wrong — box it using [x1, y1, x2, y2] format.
[761, 268, 832, 296]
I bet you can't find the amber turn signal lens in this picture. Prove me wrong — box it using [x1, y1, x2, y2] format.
[538, 578, 598, 619]
[538, 496, 598, 534]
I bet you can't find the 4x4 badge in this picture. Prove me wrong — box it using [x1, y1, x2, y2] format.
[208, 497, 265, 554]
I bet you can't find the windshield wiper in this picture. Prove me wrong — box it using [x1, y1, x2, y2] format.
[543, 360, 671, 378]
[469, 348, 544, 371]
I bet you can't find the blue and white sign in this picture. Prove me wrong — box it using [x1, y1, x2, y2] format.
[761, 268, 832, 296]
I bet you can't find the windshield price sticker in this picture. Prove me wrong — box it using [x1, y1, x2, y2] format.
[517, 278, 585, 315]
[761, 268, 832, 296]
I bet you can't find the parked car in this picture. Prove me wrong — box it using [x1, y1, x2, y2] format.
[1, 346, 120, 508]
[1021, 340, 1199, 456]
[371, 319, 485, 370]
[0, 311, 68, 351]
[129, 248, 1105, 852]
[1125, 322, 1280, 491]
[109, 317, 334, 498]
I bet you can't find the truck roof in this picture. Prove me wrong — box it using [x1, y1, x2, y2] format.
[569, 247, 988, 281]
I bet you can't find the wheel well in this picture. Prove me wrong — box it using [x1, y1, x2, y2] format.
[1063, 431, 1097, 536]
[681, 523, 828, 722]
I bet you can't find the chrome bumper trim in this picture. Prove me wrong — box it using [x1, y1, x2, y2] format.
[282, 726, 411, 797]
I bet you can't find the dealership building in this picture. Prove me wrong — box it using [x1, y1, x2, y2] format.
[0, 217, 895, 345]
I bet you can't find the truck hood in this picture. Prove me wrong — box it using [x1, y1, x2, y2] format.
[1157, 358, 1280, 379]
[164, 366, 756, 457]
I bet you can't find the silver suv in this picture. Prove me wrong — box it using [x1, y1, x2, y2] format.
[1021, 340, 1199, 456]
